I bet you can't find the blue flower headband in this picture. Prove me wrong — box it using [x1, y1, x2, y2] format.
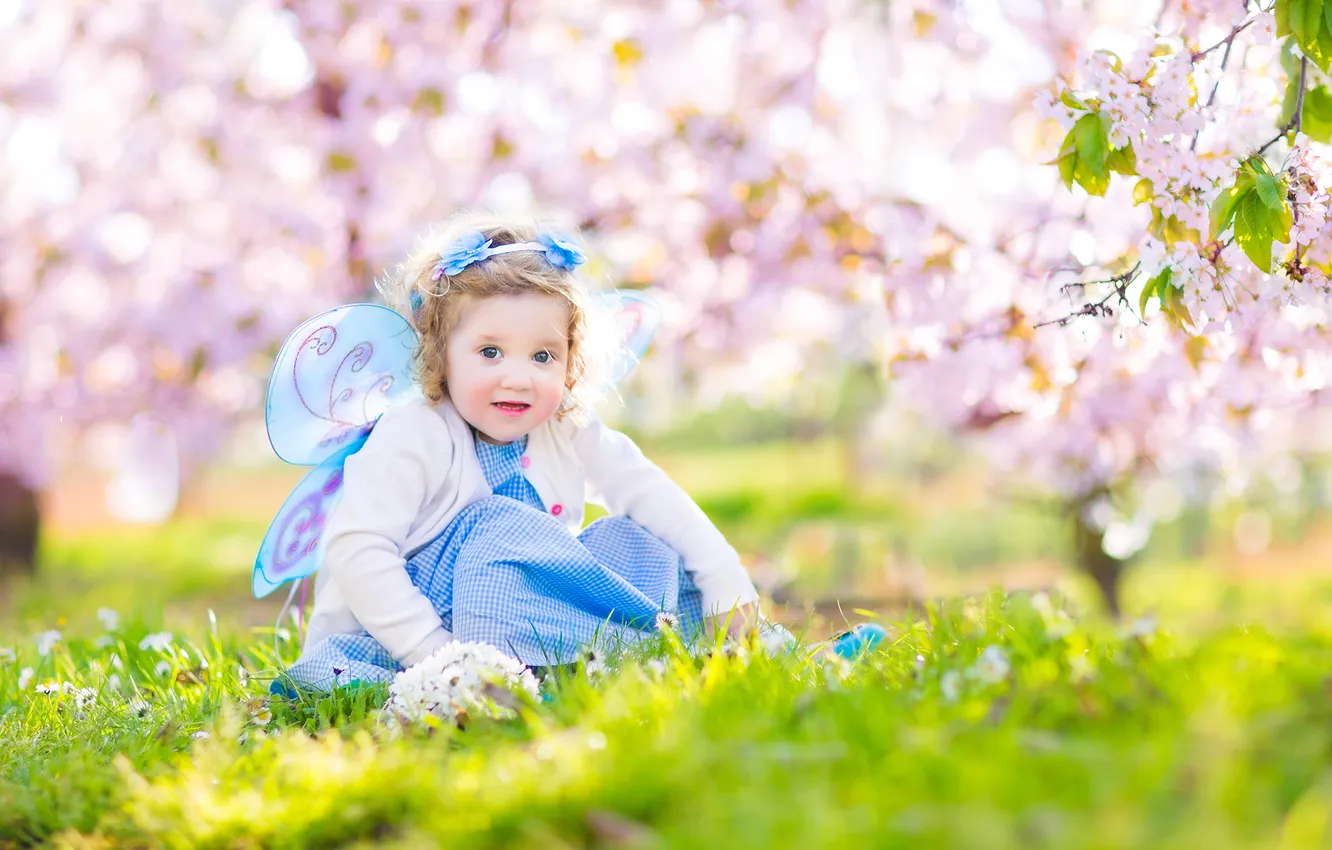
[430, 230, 586, 281]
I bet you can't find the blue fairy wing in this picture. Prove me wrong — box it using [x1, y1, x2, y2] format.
[252, 433, 368, 598]
[594, 289, 661, 386]
[265, 303, 417, 466]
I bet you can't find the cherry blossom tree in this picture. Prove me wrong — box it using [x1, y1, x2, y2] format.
[0, 0, 893, 576]
[883, 0, 1332, 611]
[5, 0, 1327, 616]
[0, 1, 353, 573]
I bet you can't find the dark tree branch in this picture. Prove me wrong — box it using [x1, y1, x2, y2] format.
[1191, 17, 1256, 62]
[1033, 262, 1143, 329]
[1191, 31, 1239, 151]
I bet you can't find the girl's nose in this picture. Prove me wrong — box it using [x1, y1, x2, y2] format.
[498, 364, 533, 389]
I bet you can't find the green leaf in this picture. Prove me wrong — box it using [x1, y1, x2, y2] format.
[1326, 0, 1332, 32]
[1072, 113, 1111, 196]
[1235, 190, 1277, 272]
[1255, 173, 1285, 210]
[1107, 143, 1137, 176]
[1211, 185, 1245, 237]
[1140, 267, 1171, 316]
[1055, 140, 1077, 190]
[1280, 0, 1331, 72]
[1287, 0, 1332, 72]
[1093, 49, 1123, 72]
[1305, 85, 1332, 143]
[1162, 279, 1194, 328]
[1059, 90, 1087, 110]
[1276, 0, 1293, 37]
[1280, 72, 1303, 133]
[1306, 0, 1324, 46]
[1133, 178, 1154, 205]
[1274, 194, 1295, 244]
[1051, 112, 1115, 196]
[1317, 22, 1332, 73]
[1073, 113, 1108, 176]
[1241, 154, 1273, 179]
[1290, 0, 1313, 46]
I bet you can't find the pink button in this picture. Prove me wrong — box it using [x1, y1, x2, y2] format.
[521, 456, 531, 468]
[551, 504, 563, 516]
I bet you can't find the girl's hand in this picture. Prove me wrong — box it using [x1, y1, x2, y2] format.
[707, 602, 759, 641]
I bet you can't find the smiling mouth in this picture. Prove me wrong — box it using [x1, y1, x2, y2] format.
[493, 402, 531, 415]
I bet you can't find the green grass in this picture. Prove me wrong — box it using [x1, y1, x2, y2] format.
[3, 589, 1332, 848]
[8, 436, 1332, 847]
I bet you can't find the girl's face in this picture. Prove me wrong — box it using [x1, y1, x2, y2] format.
[444, 292, 571, 444]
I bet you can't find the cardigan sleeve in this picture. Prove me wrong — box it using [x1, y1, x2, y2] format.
[322, 405, 454, 667]
[571, 417, 759, 616]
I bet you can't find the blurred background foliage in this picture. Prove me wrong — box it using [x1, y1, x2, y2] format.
[12, 358, 1332, 643]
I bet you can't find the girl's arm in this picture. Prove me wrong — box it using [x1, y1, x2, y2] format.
[572, 418, 760, 618]
[322, 405, 455, 667]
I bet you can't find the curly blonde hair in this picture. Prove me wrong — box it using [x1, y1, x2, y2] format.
[378, 214, 598, 420]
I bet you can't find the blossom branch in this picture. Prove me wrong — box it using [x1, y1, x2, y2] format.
[1190, 16, 1257, 63]
[1033, 262, 1143, 328]
[1191, 26, 1241, 151]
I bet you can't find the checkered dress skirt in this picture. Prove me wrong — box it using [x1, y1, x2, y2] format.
[283, 436, 705, 691]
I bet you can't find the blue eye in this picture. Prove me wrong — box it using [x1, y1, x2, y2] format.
[533, 351, 552, 364]
[480, 346, 500, 359]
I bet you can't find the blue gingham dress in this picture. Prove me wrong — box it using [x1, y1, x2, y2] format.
[283, 435, 705, 691]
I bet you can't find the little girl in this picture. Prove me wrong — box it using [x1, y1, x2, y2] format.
[285, 215, 760, 691]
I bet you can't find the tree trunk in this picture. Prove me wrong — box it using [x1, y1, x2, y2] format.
[1071, 501, 1123, 617]
[0, 472, 40, 581]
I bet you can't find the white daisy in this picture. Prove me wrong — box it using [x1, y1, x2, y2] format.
[138, 632, 173, 652]
[35, 631, 61, 656]
[96, 607, 120, 631]
[1122, 615, 1158, 639]
[155, 661, 172, 677]
[384, 642, 539, 729]
[585, 650, 607, 679]
[941, 669, 963, 702]
[17, 667, 34, 690]
[0, 647, 15, 664]
[971, 645, 1011, 685]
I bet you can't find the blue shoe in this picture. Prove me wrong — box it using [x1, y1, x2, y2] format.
[830, 623, 887, 660]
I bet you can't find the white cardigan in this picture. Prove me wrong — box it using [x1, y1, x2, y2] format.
[304, 398, 759, 666]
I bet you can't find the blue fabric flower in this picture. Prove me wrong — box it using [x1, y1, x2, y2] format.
[433, 231, 494, 280]
[408, 289, 424, 317]
[537, 233, 586, 270]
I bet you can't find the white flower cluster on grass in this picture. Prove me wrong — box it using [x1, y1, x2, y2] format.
[97, 607, 120, 631]
[972, 645, 1011, 685]
[939, 645, 1013, 703]
[384, 642, 539, 730]
[138, 632, 173, 652]
[34, 681, 98, 709]
[35, 631, 61, 656]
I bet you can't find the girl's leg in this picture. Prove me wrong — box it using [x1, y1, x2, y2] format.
[281, 500, 498, 694]
[281, 633, 398, 693]
[579, 516, 706, 638]
[449, 499, 666, 666]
